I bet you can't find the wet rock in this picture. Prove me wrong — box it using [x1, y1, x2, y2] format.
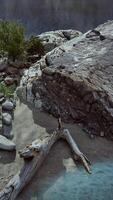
[2, 100, 14, 111]
[0, 135, 16, 151]
[2, 113, 12, 126]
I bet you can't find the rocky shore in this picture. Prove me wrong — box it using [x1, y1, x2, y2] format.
[1, 21, 113, 199]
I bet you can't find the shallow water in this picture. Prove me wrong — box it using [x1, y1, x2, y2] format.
[0, 0, 113, 34]
[35, 160, 113, 200]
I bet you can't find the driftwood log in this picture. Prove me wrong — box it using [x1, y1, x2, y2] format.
[0, 118, 91, 200]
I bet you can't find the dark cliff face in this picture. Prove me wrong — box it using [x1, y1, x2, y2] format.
[0, 0, 113, 34]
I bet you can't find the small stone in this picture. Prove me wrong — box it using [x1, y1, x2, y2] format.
[2, 113, 12, 126]
[2, 100, 14, 111]
[4, 77, 14, 86]
[0, 97, 5, 104]
[90, 134, 95, 139]
[100, 131, 104, 137]
[0, 135, 16, 151]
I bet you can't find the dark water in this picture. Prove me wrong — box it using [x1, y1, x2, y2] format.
[0, 0, 113, 35]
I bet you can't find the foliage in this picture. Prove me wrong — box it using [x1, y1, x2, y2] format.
[0, 21, 24, 61]
[26, 36, 45, 56]
[0, 82, 16, 97]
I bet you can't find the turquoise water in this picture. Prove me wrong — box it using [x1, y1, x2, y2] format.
[35, 161, 113, 200]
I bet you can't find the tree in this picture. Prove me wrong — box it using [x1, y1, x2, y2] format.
[0, 21, 24, 61]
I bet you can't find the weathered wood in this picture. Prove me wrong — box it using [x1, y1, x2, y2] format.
[62, 129, 91, 173]
[0, 119, 91, 200]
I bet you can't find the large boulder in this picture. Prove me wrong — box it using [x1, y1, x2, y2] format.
[0, 135, 16, 151]
[17, 21, 113, 139]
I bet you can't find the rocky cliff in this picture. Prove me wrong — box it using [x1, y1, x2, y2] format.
[17, 21, 113, 139]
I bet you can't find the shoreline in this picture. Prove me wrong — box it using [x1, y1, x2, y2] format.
[1, 101, 113, 197]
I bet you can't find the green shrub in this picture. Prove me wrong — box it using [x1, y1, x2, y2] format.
[0, 82, 16, 97]
[0, 21, 24, 61]
[26, 36, 45, 56]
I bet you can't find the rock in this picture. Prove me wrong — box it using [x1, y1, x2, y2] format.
[17, 21, 113, 139]
[4, 77, 15, 86]
[100, 131, 104, 137]
[2, 100, 14, 111]
[37, 29, 82, 52]
[89, 134, 95, 139]
[27, 54, 41, 63]
[10, 98, 16, 109]
[0, 120, 2, 134]
[0, 93, 4, 98]
[2, 124, 13, 139]
[2, 113, 12, 126]
[0, 135, 16, 151]
[0, 97, 5, 104]
[9, 60, 31, 69]
[6, 66, 19, 76]
[0, 58, 8, 72]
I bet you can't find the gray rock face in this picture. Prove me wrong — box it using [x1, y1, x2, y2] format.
[2, 100, 14, 111]
[17, 21, 113, 139]
[38, 30, 82, 52]
[0, 135, 16, 151]
[2, 113, 12, 126]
